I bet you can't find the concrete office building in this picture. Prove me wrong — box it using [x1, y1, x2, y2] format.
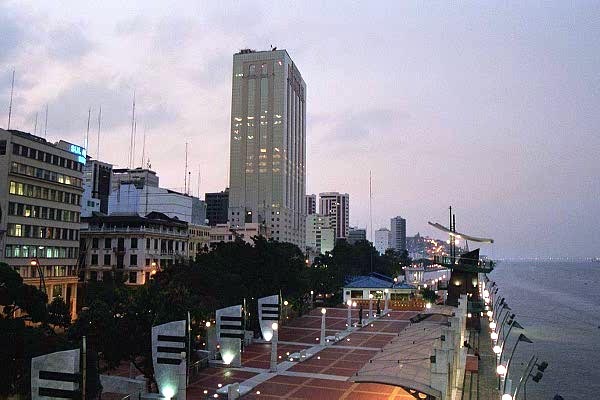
[81, 158, 112, 217]
[374, 227, 391, 254]
[305, 214, 335, 255]
[228, 49, 306, 248]
[319, 192, 349, 239]
[80, 212, 188, 285]
[112, 167, 159, 191]
[188, 223, 211, 258]
[205, 188, 229, 226]
[347, 227, 367, 245]
[209, 223, 265, 248]
[390, 216, 407, 253]
[305, 194, 316, 215]
[0, 129, 85, 317]
[109, 183, 206, 225]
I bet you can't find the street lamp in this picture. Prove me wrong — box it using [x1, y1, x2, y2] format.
[29, 258, 46, 293]
[270, 322, 279, 372]
[320, 308, 327, 344]
[346, 299, 353, 329]
[502, 333, 533, 392]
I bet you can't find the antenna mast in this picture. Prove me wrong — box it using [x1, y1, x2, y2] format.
[184, 142, 188, 194]
[44, 104, 48, 139]
[85, 107, 91, 150]
[129, 91, 136, 168]
[197, 165, 201, 198]
[141, 125, 147, 169]
[97, 106, 102, 159]
[7, 69, 15, 130]
[34, 112, 38, 135]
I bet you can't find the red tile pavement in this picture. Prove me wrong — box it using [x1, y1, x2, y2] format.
[187, 367, 258, 397]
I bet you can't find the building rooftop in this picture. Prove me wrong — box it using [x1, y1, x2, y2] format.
[344, 273, 416, 290]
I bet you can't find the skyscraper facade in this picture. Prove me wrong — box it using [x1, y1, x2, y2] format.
[319, 192, 349, 239]
[390, 216, 407, 253]
[305, 194, 316, 215]
[374, 227, 391, 254]
[205, 188, 229, 226]
[228, 49, 307, 248]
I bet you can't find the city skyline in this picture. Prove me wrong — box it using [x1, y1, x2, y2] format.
[1, 1, 599, 257]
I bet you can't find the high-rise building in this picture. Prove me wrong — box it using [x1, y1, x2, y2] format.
[0, 129, 85, 317]
[82, 158, 112, 216]
[319, 192, 349, 239]
[305, 214, 335, 255]
[305, 194, 316, 215]
[112, 167, 159, 192]
[390, 216, 407, 253]
[228, 49, 306, 248]
[374, 228, 391, 254]
[205, 188, 229, 226]
[347, 227, 367, 245]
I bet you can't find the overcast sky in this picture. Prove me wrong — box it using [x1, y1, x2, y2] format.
[2, 1, 599, 258]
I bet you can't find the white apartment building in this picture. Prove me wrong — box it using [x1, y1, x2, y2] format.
[319, 192, 349, 239]
[375, 228, 391, 254]
[305, 214, 335, 255]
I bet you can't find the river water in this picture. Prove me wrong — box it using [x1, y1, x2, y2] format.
[489, 261, 600, 399]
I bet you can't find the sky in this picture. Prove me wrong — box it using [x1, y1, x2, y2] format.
[1, 1, 599, 258]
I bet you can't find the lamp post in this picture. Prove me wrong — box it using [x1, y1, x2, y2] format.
[320, 308, 327, 344]
[29, 258, 47, 293]
[384, 289, 389, 313]
[502, 333, 532, 392]
[513, 356, 548, 400]
[497, 313, 515, 344]
[368, 293, 373, 320]
[346, 299, 352, 329]
[270, 322, 279, 372]
[493, 297, 505, 321]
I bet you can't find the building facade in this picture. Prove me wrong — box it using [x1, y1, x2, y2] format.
[82, 158, 112, 216]
[112, 167, 159, 191]
[390, 216, 407, 253]
[347, 227, 367, 245]
[374, 228, 391, 254]
[109, 183, 206, 225]
[228, 49, 306, 248]
[188, 223, 210, 259]
[305, 194, 316, 215]
[0, 129, 85, 317]
[319, 192, 349, 239]
[209, 223, 265, 248]
[205, 188, 229, 226]
[80, 212, 188, 285]
[305, 214, 335, 255]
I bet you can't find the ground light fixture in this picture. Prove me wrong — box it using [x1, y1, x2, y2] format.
[426, 303, 432, 309]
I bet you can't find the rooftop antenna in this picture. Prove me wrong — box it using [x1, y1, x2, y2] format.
[44, 104, 48, 139]
[197, 165, 201, 198]
[184, 142, 188, 194]
[187, 172, 191, 197]
[369, 170, 373, 272]
[129, 90, 136, 169]
[85, 107, 91, 150]
[7, 69, 15, 130]
[132, 118, 137, 167]
[96, 106, 102, 159]
[141, 124, 147, 169]
[33, 112, 38, 135]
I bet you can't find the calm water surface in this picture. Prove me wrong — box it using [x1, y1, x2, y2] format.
[490, 261, 600, 399]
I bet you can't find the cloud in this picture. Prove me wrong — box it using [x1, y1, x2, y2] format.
[0, 5, 26, 63]
[47, 23, 94, 62]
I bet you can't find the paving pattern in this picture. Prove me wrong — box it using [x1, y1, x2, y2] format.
[186, 307, 423, 399]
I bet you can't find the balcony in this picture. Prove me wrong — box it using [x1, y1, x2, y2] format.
[85, 226, 187, 238]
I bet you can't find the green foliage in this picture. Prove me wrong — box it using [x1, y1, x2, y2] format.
[47, 297, 71, 328]
[0, 262, 48, 322]
[421, 287, 437, 303]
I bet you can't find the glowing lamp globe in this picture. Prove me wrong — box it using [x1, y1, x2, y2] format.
[489, 322, 497, 330]
[496, 364, 507, 375]
[491, 332, 498, 340]
[501, 394, 513, 400]
[321, 308, 327, 315]
[493, 345, 502, 354]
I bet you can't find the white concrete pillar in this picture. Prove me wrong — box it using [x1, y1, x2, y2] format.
[320, 308, 327, 344]
[368, 294, 373, 320]
[384, 289, 389, 313]
[270, 323, 278, 372]
[346, 300, 352, 329]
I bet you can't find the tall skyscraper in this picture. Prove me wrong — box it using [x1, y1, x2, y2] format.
[374, 227, 391, 254]
[390, 216, 407, 253]
[305, 194, 316, 215]
[228, 49, 307, 248]
[82, 158, 112, 216]
[319, 192, 349, 239]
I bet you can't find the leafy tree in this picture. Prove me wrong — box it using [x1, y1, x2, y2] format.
[421, 287, 437, 303]
[47, 297, 71, 328]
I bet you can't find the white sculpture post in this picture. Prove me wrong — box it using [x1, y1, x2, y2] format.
[368, 293, 373, 320]
[216, 305, 243, 367]
[346, 299, 352, 329]
[151, 320, 187, 400]
[258, 295, 279, 341]
[384, 289, 390, 313]
[270, 323, 279, 372]
[320, 308, 327, 344]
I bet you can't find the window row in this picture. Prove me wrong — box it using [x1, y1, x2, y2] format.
[89, 237, 186, 252]
[9, 181, 81, 205]
[11, 162, 82, 187]
[13, 265, 78, 280]
[5, 245, 79, 259]
[8, 201, 80, 223]
[7, 223, 79, 241]
[12, 142, 83, 172]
